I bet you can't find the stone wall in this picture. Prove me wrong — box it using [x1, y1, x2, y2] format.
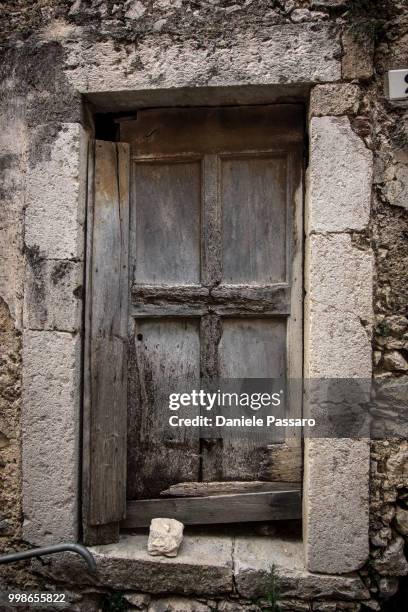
[1, 0, 408, 610]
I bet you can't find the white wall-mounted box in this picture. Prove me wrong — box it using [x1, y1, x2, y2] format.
[385, 69, 408, 104]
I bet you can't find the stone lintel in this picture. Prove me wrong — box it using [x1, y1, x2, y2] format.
[64, 23, 341, 95]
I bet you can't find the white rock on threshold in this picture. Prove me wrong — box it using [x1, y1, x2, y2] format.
[147, 518, 184, 557]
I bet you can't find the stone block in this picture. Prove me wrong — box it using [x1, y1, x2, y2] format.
[309, 84, 361, 117]
[125, 1, 146, 20]
[383, 162, 408, 210]
[342, 30, 374, 80]
[305, 233, 373, 378]
[25, 123, 87, 260]
[378, 576, 399, 599]
[0, 255, 24, 331]
[307, 116, 373, 234]
[148, 597, 211, 612]
[233, 536, 370, 599]
[0, 103, 26, 329]
[303, 438, 370, 574]
[386, 442, 408, 484]
[311, 0, 347, 6]
[291, 9, 312, 23]
[65, 24, 341, 93]
[395, 506, 408, 536]
[218, 601, 261, 612]
[279, 601, 310, 612]
[124, 593, 151, 609]
[372, 535, 408, 576]
[24, 258, 83, 332]
[0, 162, 24, 261]
[33, 534, 233, 595]
[383, 350, 408, 372]
[22, 330, 81, 544]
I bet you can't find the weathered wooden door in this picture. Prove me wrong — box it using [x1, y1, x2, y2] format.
[121, 105, 303, 525]
[83, 105, 303, 542]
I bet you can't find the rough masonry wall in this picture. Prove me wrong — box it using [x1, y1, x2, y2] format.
[0, 0, 408, 610]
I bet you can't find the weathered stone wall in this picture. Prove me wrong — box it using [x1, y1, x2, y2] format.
[0, 65, 25, 552]
[0, 0, 408, 610]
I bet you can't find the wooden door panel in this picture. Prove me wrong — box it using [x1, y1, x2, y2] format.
[127, 318, 200, 499]
[221, 156, 287, 284]
[207, 318, 287, 481]
[133, 160, 201, 285]
[218, 318, 287, 379]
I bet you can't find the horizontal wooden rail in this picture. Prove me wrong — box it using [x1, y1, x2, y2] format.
[130, 284, 291, 317]
[122, 488, 301, 528]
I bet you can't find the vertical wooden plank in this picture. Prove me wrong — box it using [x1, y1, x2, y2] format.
[83, 140, 130, 543]
[200, 154, 223, 479]
[200, 314, 223, 481]
[202, 155, 221, 287]
[285, 149, 304, 454]
[82, 138, 95, 544]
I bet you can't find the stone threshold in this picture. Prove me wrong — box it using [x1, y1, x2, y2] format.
[32, 534, 370, 601]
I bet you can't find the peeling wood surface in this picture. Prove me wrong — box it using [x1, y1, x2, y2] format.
[127, 318, 201, 499]
[160, 481, 300, 497]
[258, 444, 303, 482]
[123, 489, 302, 527]
[130, 284, 290, 316]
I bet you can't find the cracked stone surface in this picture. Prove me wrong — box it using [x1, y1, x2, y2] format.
[33, 534, 234, 595]
[234, 536, 370, 600]
[32, 534, 373, 600]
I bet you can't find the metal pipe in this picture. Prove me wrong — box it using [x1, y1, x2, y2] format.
[0, 543, 97, 573]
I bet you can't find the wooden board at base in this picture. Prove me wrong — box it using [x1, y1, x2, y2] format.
[123, 489, 301, 528]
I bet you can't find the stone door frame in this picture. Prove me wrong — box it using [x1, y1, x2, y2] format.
[21, 78, 373, 575]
